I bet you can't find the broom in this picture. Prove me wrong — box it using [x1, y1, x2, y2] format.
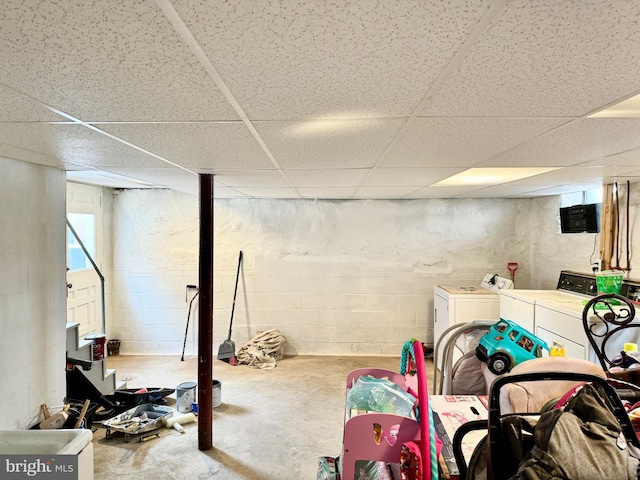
[217, 251, 242, 364]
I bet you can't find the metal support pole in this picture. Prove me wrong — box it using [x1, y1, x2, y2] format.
[198, 174, 214, 451]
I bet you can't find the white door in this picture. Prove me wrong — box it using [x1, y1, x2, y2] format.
[66, 182, 103, 337]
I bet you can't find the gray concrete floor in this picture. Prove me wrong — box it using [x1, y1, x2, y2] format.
[92, 354, 433, 480]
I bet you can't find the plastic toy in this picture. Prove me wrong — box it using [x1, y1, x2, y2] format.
[476, 319, 548, 374]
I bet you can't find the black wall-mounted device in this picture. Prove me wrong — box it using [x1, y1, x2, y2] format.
[559, 203, 600, 234]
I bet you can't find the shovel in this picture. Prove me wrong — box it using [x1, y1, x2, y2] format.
[218, 251, 243, 364]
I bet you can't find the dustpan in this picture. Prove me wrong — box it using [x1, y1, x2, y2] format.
[217, 251, 242, 364]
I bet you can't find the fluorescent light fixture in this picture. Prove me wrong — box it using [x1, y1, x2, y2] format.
[433, 167, 559, 186]
[589, 92, 640, 118]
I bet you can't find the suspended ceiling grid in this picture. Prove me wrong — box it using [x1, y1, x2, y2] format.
[1, 0, 640, 199]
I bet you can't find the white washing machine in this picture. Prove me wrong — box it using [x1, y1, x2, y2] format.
[499, 271, 598, 334]
[433, 274, 513, 348]
[535, 286, 640, 364]
[501, 270, 640, 363]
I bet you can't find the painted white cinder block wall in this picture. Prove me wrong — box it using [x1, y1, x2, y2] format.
[109, 189, 538, 356]
[0, 157, 66, 430]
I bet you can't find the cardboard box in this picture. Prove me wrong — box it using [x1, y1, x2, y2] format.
[431, 395, 488, 478]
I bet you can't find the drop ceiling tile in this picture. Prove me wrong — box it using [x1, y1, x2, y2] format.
[508, 166, 640, 186]
[233, 186, 301, 198]
[354, 186, 418, 198]
[380, 117, 571, 168]
[0, 141, 62, 168]
[364, 168, 466, 187]
[0, 88, 63, 122]
[66, 171, 163, 189]
[253, 119, 405, 169]
[406, 185, 487, 198]
[0, 123, 172, 168]
[481, 118, 640, 168]
[174, 0, 490, 119]
[212, 170, 289, 188]
[421, 0, 640, 117]
[298, 187, 358, 198]
[454, 185, 554, 198]
[213, 186, 250, 199]
[515, 182, 604, 197]
[104, 167, 198, 191]
[579, 148, 640, 167]
[284, 169, 368, 187]
[100, 123, 274, 170]
[0, 1, 238, 122]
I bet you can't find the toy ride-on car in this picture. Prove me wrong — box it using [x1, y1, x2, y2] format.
[476, 319, 548, 375]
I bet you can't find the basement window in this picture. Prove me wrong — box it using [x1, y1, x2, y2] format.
[560, 187, 602, 207]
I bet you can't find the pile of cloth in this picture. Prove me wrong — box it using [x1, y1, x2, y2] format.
[236, 328, 287, 370]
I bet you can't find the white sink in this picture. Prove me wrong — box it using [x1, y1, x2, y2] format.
[0, 429, 94, 479]
[0, 429, 93, 454]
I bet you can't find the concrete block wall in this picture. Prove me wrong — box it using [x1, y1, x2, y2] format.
[109, 189, 542, 356]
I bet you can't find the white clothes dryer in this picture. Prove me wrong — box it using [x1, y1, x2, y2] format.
[433, 274, 513, 349]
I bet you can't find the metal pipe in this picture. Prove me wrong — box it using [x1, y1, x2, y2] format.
[198, 174, 214, 451]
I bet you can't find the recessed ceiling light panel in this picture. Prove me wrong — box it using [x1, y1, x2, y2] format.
[433, 167, 559, 186]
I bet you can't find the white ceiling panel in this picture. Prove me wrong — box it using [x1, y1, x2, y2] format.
[211, 186, 250, 199]
[453, 185, 553, 198]
[516, 182, 605, 197]
[507, 166, 640, 186]
[0, 142, 62, 168]
[0, 1, 238, 122]
[380, 117, 571, 168]
[104, 167, 198, 192]
[2, 1, 640, 198]
[213, 170, 288, 188]
[0, 88, 63, 122]
[173, 0, 491, 120]
[67, 172, 164, 189]
[99, 123, 274, 170]
[284, 169, 368, 188]
[253, 119, 406, 169]
[481, 118, 640, 168]
[406, 185, 489, 198]
[355, 186, 421, 199]
[421, 0, 640, 117]
[363, 168, 464, 187]
[234, 187, 301, 198]
[579, 148, 640, 167]
[298, 187, 358, 199]
[0, 123, 171, 168]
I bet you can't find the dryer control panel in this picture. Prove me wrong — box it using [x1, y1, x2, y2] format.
[556, 271, 597, 296]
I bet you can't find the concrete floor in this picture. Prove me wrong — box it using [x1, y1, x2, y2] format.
[92, 354, 433, 480]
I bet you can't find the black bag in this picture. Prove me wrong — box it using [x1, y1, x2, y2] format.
[515, 383, 640, 480]
[455, 372, 640, 480]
